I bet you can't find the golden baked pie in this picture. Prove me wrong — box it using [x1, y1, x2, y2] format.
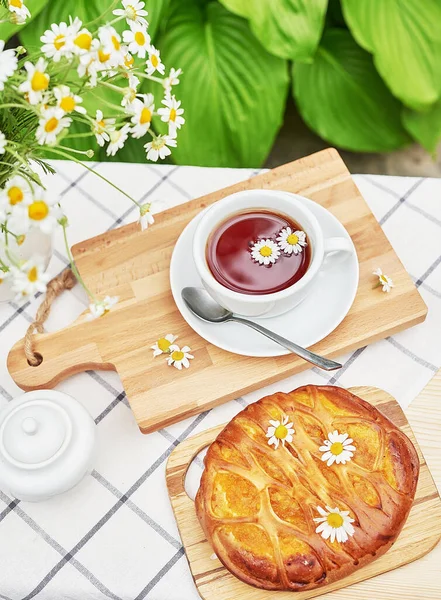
[195, 385, 419, 591]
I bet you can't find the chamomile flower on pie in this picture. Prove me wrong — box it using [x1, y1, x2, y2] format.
[0, 176, 30, 215]
[113, 0, 148, 27]
[250, 239, 280, 265]
[36, 106, 72, 146]
[151, 333, 177, 357]
[121, 74, 140, 108]
[41, 22, 73, 62]
[277, 227, 307, 255]
[319, 430, 356, 466]
[163, 67, 182, 95]
[167, 344, 194, 370]
[144, 134, 176, 162]
[158, 95, 185, 135]
[8, 0, 30, 23]
[266, 415, 295, 450]
[0, 131, 6, 155]
[18, 58, 50, 105]
[106, 124, 130, 157]
[123, 22, 150, 58]
[87, 296, 119, 320]
[0, 41, 18, 91]
[10, 259, 50, 300]
[145, 45, 165, 75]
[53, 85, 86, 115]
[92, 110, 116, 147]
[373, 268, 394, 293]
[10, 193, 60, 235]
[139, 202, 154, 231]
[130, 94, 154, 138]
[314, 506, 355, 543]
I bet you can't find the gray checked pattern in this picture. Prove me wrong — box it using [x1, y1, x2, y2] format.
[0, 161, 440, 600]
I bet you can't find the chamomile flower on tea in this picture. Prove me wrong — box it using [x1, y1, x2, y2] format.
[167, 345, 194, 370]
[277, 227, 307, 255]
[319, 430, 356, 466]
[36, 106, 72, 146]
[92, 110, 116, 146]
[87, 296, 119, 320]
[0, 41, 18, 91]
[373, 268, 394, 293]
[40, 22, 73, 62]
[158, 95, 185, 135]
[113, 0, 148, 27]
[130, 94, 154, 138]
[106, 124, 131, 156]
[53, 85, 86, 114]
[151, 334, 177, 357]
[144, 134, 176, 161]
[0, 131, 6, 155]
[18, 58, 50, 105]
[123, 23, 151, 58]
[314, 506, 355, 543]
[139, 203, 154, 231]
[8, 0, 30, 23]
[10, 259, 50, 300]
[266, 415, 295, 449]
[146, 46, 165, 75]
[250, 239, 280, 265]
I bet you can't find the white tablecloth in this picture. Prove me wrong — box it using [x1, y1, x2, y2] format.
[0, 161, 440, 600]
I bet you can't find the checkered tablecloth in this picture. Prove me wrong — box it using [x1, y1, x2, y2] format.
[0, 161, 440, 600]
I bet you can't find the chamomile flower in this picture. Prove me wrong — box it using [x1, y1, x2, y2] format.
[53, 85, 86, 115]
[266, 415, 295, 450]
[250, 239, 280, 265]
[130, 94, 154, 138]
[151, 333, 177, 357]
[277, 227, 307, 255]
[10, 259, 50, 300]
[41, 22, 73, 62]
[7, 0, 30, 23]
[145, 46, 165, 75]
[373, 268, 394, 293]
[18, 58, 50, 105]
[0, 269, 10, 286]
[98, 25, 125, 67]
[0, 131, 6, 155]
[113, 0, 148, 27]
[72, 23, 94, 55]
[313, 506, 355, 544]
[10, 193, 60, 235]
[36, 107, 72, 146]
[167, 344, 194, 370]
[0, 41, 18, 91]
[163, 67, 182, 94]
[122, 22, 150, 58]
[319, 431, 356, 466]
[92, 110, 116, 146]
[106, 124, 130, 157]
[158, 95, 185, 135]
[77, 55, 99, 87]
[139, 203, 154, 231]
[144, 134, 176, 161]
[123, 52, 135, 70]
[0, 176, 30, 215]
[121, 74, 140, 108]
[87, 296, 119, 320]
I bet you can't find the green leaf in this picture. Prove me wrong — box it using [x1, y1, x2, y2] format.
[156, 0, 289, 167]
[148, 0, 171, 40]
[219, 0, 328, 61]
[0, 0, 50, 41]
[402, 103, 441, 155]
[341, 0, 441, 110]
[293, 29, 410, 152]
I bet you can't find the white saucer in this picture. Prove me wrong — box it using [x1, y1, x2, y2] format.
[170, 197, 359, 357]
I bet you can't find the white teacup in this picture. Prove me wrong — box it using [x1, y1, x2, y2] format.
[193, 190, 354, 318]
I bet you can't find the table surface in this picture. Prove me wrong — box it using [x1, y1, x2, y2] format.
[0, 161, 440, 600]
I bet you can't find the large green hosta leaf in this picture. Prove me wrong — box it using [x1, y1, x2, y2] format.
[219, 0, 327, 61]
[342, 0, 441, 110]
[293, 29, 410, 152]
[157, 0, 289, 167]
[402, 103, 441, 155]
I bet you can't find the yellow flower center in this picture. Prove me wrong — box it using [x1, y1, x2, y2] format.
[326, 513, 344, 528]
[31, 71, 49, 92]
[330, 441, 344, 456]
[74, 32, 92, 50]
[171, 350, 184, 361]
[140, 107, 152, 124]
[151, 54, 159, 68]
[259, 246, 272, 257]
[287, 233, 299, 245]
[274, 424, 288, 439]
[169, 108, 177, 122]
[112, 35, 121, 51]
[27, 267, 38, 283]
[9, 0, 22, 7]
[0, 277, 3, 284]
[17, 234, 25, 246]
[124, 54, 134, 68]
[53, 34, 65, 50]
[134, 31, 145, 46]
[380, 274, 388, 283]
[44, 117, 59, 132]
[60, 96, 75, 112]
[157, 338, 171, 352]
[126, 4, 137, 19]
[151, 137, 166, 150]
[8, 186, 23, 205]
[96, 119, 106, 131]
[28, 201, 49, 221]
[98, 49, 111, 63]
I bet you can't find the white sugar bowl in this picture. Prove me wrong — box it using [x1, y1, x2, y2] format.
[0, 390, 96, 502]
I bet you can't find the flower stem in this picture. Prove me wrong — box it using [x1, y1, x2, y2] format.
[60, 221, 97, 303]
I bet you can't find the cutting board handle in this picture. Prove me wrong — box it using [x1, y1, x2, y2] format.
[7, 320, 116, 391]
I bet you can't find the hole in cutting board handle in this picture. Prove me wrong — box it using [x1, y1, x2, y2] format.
[27, 352, 43, 367]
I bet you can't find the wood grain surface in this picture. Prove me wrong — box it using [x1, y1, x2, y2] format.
[7, 149, 427, 433]
[166, 384, 441, 600]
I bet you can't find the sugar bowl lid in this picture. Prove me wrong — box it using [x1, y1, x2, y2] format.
[0, 390, 96, 501]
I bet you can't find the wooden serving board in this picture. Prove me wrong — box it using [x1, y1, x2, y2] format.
[166, 385, 441, 600]
[7, 149, 427, 433]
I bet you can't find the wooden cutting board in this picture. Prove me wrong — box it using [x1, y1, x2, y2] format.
[165, 385, 441, 600]
[7, 149, 427, 433]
